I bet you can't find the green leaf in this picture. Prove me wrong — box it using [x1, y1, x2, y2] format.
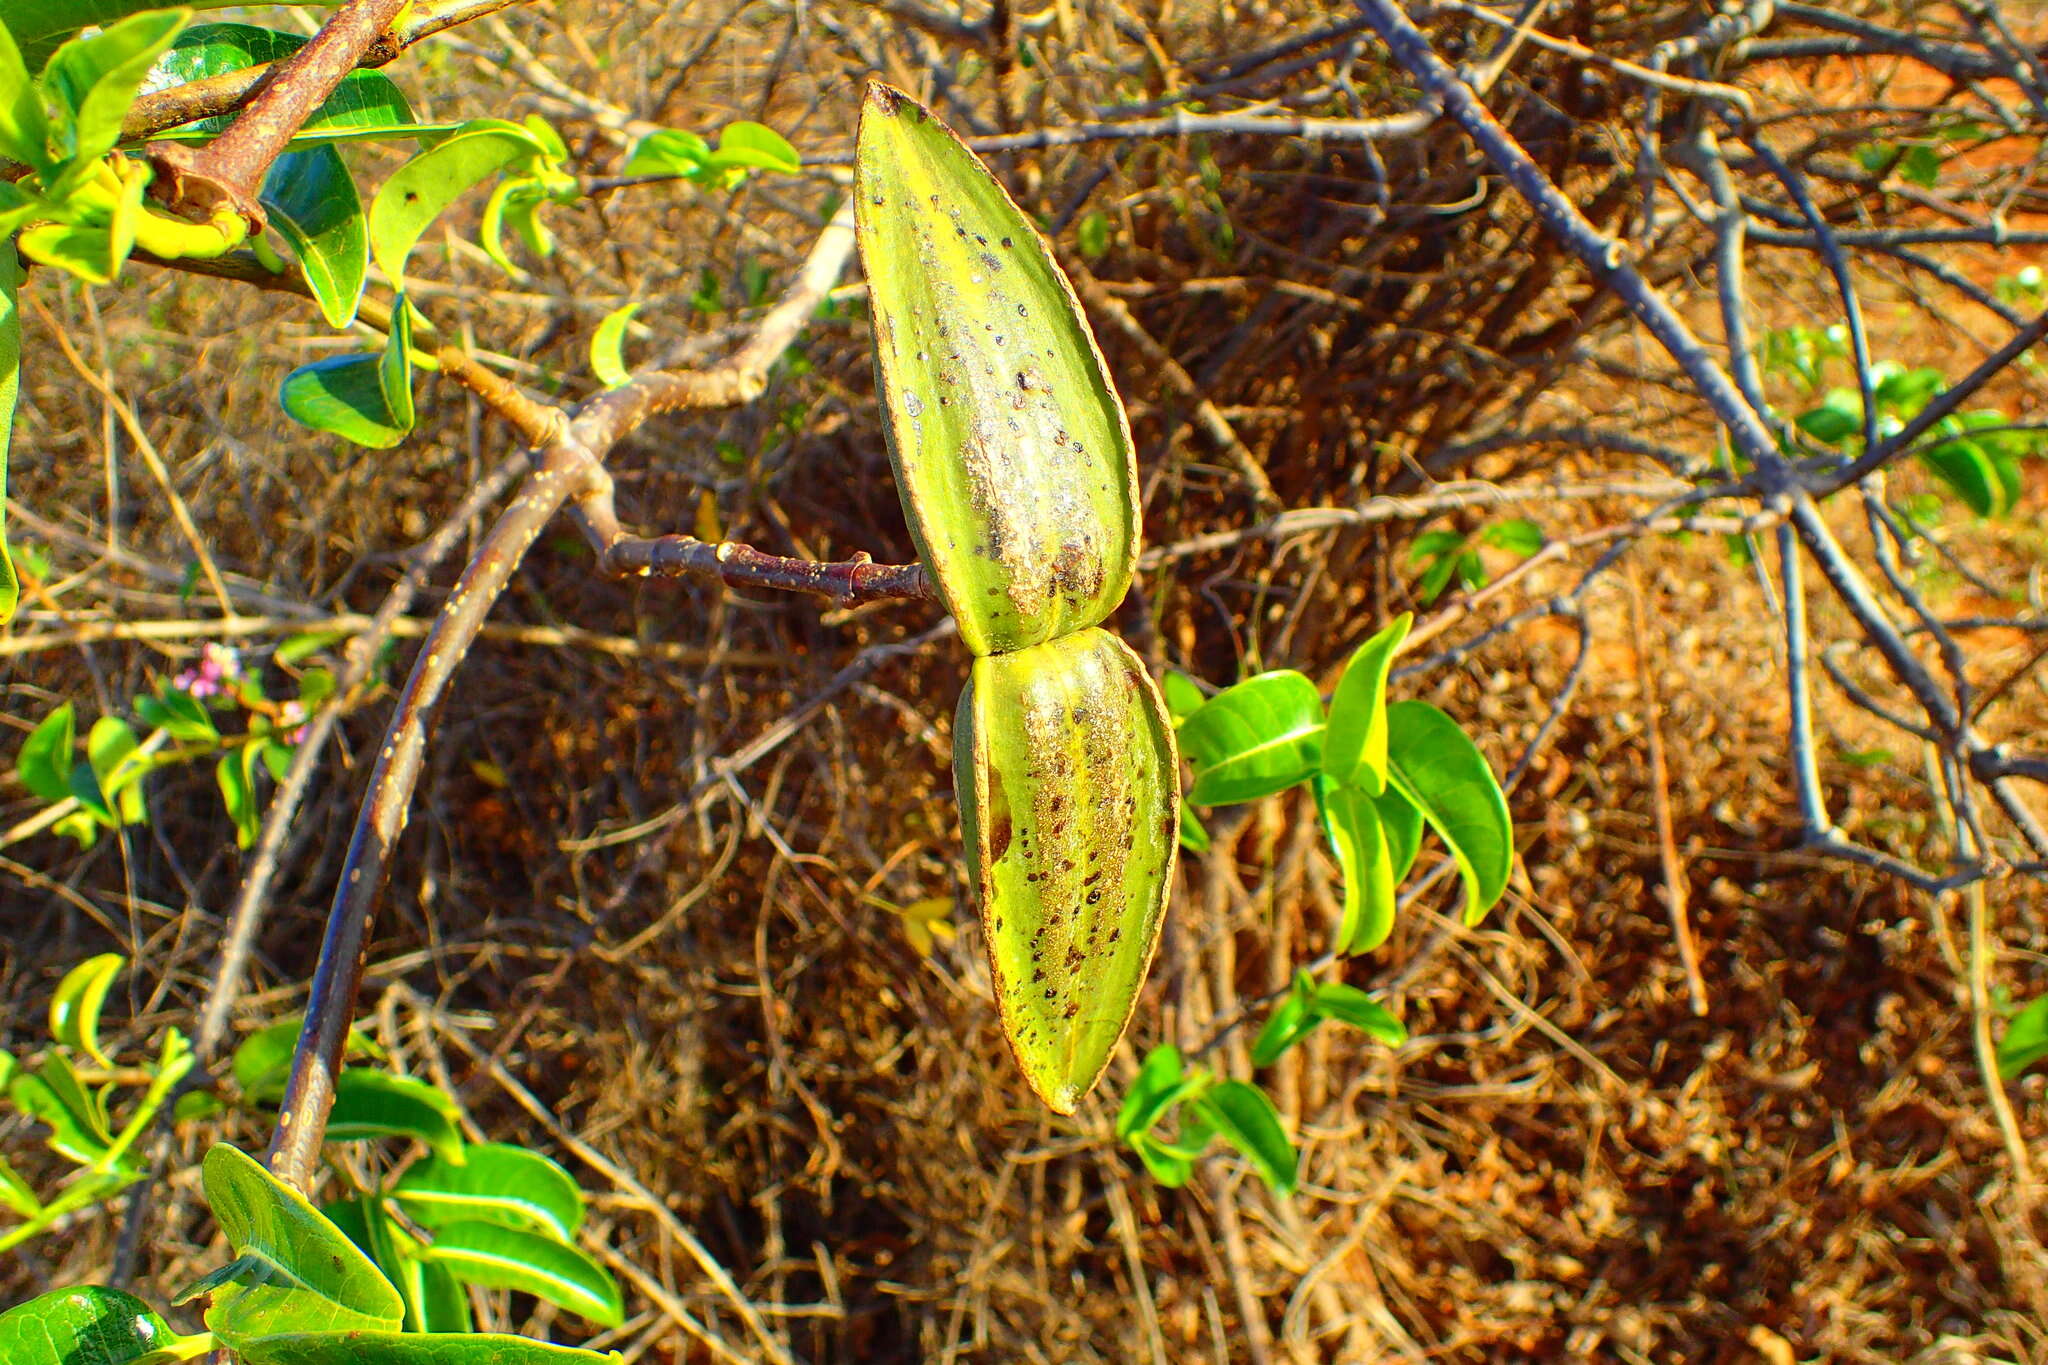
[231, 1332, 620, 1364]
[326, 1068, 464, 1161]
[0, 1286, 178, 1365]
[1920, 436, 2002, 517]
[1177, 802, 1210, 854]
[393, 1143, 585, 1242]
[324, 1196, 469, 1336]
[0, 1153, 40, 1216]
[1250, 975, 1317, 1068]
[230, 1017, 382, 1103]
[1384, 700, 1513, 926]
[1126, 1128, 1195, 1187]
[1192, 1080, 1296, 1195]
[1179, 670, 1324, 806]
[1899, 143, 1942, 187]
[1875, 364, 1944, 415]
[50, 952, 124, 1067]
[143, 24, 414, 144]
[588, 302, 639, 389]
[1307, 980, 1406, 1048]
[419, 1221, 624, 1328]
[704, 120, 799, 174]
[275, 630, 348, 665]
[41, 9, 189, 168]
[86, 715, 145, 825]
[856, 82, 1139, 656]
[1321, 614, 1410, 794]
[279, 296, 412, 448]
[1159, 670, 1205, 723]
[957, 629, 1179, 1115]
[17, 701, 77, 801]
[135, 686, 217, 743]
[369, 121, 546, 283]
[1998, 995, 2048, 1081]
[1316, 776, 1396, 955]
[0, 247, 20, 621]
[1116, 1043, 1187, 1140]
[0, 20, 51, 167]
[215, 744, 260, 848]
[1076, 209, 1109, 259]
[1373, 782, 1424, 883]
[1794, 390, 1862, 445]
[1478, 518, 1544, 557]
[622, 127, 708, 177]
[11, 1054, 114, 1163]
[378, 292, 414, 431]
[184, 1144, 404, 1344]
[262, 145, 367, 329]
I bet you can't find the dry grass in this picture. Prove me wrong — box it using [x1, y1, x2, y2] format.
[5, 2, 2048, 1362]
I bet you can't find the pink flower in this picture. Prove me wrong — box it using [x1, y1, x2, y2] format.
[278, 699, 308, 746]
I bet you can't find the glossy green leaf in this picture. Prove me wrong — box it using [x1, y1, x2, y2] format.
[261, 145, 366, 329]
[1374, 782, 1424, 883]
[704, 120, 799, 174]
[1180, 670, 1323, 806]
[0, 240, 21, 620]
[1192, 1080, 1296, 1195]
[589, 302, 639, 389]
[184, 1144, 403, 1344]
[0, 20, 51, 166]
[1384, 700, 1512, 926]
[0, 1153, 39, 1216]
[1920, 436, 2002, 517]
[232, 1332, 620, 1364]
[1478, 518, 1544, 556]
[1159, 670, 1205, 723]
[1126, 1128, 1194, 1187]
[143, 23, 413, 143]
[0, 1287, 180, 1365]
[1307, 980, 1406, 1048]
[50, 952, 124, 1067]
[1321, 613, 1410, 794]
[623, 128, 707, 177]
[856, 82, 1139, 656]
[1250, 975, 1317, 1068]
[215, 744, 260, 848]
[957, 629, 1179, 1114]
[325, 1195, 470, 1336]
[326, 1068, 464, 1161]
[419, 1221, 623, 1328]
[17, 702, 76, 801]
[1998, 995, 2048, 1081]
[394, 1143, 584, 1242]
[1316, 777, 1396, 955]
[378, 293, 414, 431]
[279, 291, 412, 448]
[1794, 390, 1861, 446]
[86, 715, 144, 825]
[41, 9, 189, 169]
[17, 220, 128, 286]
[136, 686, 217, 743]
[369, 122, 544, 283]
[11, 1053, 115, 1162]
[1177, 802, 1210, 854]
[230, 1017, 381, 1103]
[1116, 1043, 1189, 1140]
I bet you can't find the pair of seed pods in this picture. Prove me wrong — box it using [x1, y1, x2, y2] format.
[854, 84, 1177, 1114]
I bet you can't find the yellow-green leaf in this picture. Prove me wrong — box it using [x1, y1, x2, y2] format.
[49, 952, 124, 1067]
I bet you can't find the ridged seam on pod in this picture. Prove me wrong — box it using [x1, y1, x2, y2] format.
[954, 629, 1179, 1115]
[855, 82, 1138, 658]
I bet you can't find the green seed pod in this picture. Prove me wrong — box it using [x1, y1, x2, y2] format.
[856, 82, 1138, 657]
[954, 628, 1179, 1114]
